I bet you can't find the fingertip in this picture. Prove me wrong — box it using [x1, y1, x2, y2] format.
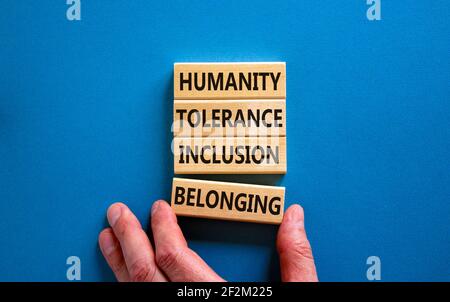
[107, 202, 127, 227]
[289, 203, 304, 213]
[277, 204, 318, 281]
[107, 202, 143, 239]
[98, 228, 107, 246]
[277, 204, 307, 253]
[99, 227, 113, 240]
[151, 200, 186, 251]
[151, 200, 168, 215]
[151, 200, 175, 220]
[283, 204, 305, 224]
[108, 202, 126, 211]
[98, 227, 130, 282]
[99, 228, 119, 257]
[155, 199, 170, 209]
[154, 199, 168, 204]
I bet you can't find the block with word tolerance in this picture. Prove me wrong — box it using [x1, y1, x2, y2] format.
[171, 178, 285, 224]
[174, 62, 286, 100]
[173, 99, 286, 137]
[173, 136, 287, 174]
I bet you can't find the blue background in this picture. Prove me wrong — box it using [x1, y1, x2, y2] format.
[0, 1, 449, 281]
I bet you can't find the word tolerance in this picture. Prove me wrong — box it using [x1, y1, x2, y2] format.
[173, 99, 286, 137]
[175, 108, 283, 128]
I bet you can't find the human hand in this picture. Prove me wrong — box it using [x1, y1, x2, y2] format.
[98, 201, 318, 282]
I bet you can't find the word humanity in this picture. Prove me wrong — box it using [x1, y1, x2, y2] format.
[174, 63, 286, 99]
[179, 71, 281, 92]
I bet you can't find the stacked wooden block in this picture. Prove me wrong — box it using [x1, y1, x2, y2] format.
[171, 63, 287, 224]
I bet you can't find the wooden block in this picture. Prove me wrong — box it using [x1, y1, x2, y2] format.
[174, 62, 286, 100]
[171, 178, 285, 224]
[173, 136, 287, 174]
[173, 99, 286, 137]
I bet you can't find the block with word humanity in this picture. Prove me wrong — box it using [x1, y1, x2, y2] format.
[173, 136, 287, 174]
[174, 63, 286, 99]
[173, 99, 286, 137]
[171, 178, 285, 224]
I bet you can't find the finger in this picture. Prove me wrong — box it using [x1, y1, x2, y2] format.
[151, 200, 225, 282]
[107, 202, 167, 282]
[277, 204, 318, 282]
[98, 228, 130, 281]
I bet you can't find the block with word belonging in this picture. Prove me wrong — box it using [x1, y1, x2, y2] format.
[173, 99, 286, 137]
[173, 136, 287, 174]
[174, 63, 286, 100]
[171, 178, 285, 224]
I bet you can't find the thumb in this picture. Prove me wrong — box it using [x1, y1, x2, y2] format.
[277, 204, 318, 282]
